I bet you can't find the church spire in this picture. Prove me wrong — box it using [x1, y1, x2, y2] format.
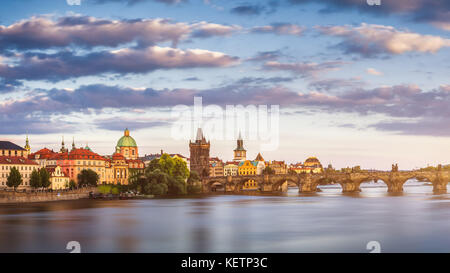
[72, 137, 76, 150]
[24, 134, 30, 153]
[60, 136, 67, 153]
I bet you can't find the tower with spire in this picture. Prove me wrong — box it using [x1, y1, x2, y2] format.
[59, 136, 68, 153]
[233, 131, 246, 161]
[189, 128, 210, 177]
[24, 135, 31, 155]
[72, 137, 76, 151]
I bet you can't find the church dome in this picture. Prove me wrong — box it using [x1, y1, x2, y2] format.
[116, 128, 137, 147]
[304, 157, 322, 167]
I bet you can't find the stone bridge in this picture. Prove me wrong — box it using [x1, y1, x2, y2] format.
[201, 170, 450, 194]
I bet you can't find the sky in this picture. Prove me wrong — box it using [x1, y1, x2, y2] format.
[0, 0, 449, 170]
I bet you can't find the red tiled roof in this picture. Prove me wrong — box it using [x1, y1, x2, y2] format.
[29, 148, 57, 160]
[68, 148, 106, 160]
[127, 159, 144, 164]
[0, 156, 38, 165]
[112, 153, 125, 160]
[225, 161, 240, 165]
[45, 166, 70, 177]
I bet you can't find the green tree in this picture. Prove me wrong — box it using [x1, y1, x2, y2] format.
[69, 180, 76, 190]
[111, 186, 120, 195]
[98, 185, 112, 194]
[262, 166, 276, 175]
[187, 171, 200, 184]
[39, 168, 51, 189]
[187, 171, 202, 194]
[77, 169, 99, 187]
[30, 169, 41, 189]
[139, 154, 189, 195]
[7, 167, 22, 191]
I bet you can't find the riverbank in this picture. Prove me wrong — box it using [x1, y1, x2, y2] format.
[0, 187, 98, 204]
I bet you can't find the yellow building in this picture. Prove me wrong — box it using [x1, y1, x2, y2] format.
[224, 161, 239, 176]
[268, 160, 287, 174]
[0, 141, 29, 158]
[46, 166, 70, 190]
[289, 157, 323, 174]
[112, 153, 129, 185]
[0, 155, 38, 189]
[238, 160, 259, 190]
[238, 160, 258, 175]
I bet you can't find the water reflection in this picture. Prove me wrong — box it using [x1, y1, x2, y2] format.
[0, 181, 449, 253]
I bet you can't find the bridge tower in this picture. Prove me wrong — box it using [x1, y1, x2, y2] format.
[190, 128, 210, 177]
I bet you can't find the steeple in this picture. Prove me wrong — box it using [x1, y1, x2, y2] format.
[72, 137, 76, 150]
[233, 131, 246, 161]
[60, 136, 67, 153]
[24, 134, 30, 153]
[193, 128, 208, 144]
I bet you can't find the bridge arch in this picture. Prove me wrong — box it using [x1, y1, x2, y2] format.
[204, 179, 226, 192]
[271, 177, 300, 192]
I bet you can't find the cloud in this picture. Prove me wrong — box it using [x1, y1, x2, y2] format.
[288, 0, 450, 31]
[251, 23, 305, 36]
[366, 68, 383, 76]
[246, 50, 284, 62]
[308, 77, 364, 91]
[263, 60, 345, 77]
[0, 15, 238, 52]
[190, 22, 241, 38]
[231, 4, 266, 16]
[91, 0, 185, 6]
[93, 117, 170, 131]
[2, 82, 450, 136]
[0, 46, 238, 81]
[316, 23, 450, 57]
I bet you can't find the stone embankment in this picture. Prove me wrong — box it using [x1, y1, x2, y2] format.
[0, 187, 98, 204]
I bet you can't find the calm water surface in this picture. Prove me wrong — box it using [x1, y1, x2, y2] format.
[0, 180, 449, 253]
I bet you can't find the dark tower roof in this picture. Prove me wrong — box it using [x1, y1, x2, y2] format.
[0, 141, 26, 151]
[193, 128, 209, 144]
[234, 131, 246, 151]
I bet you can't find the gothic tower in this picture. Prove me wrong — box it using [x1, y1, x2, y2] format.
[189, 128, 210, 177]
[233, 131, 246, 161]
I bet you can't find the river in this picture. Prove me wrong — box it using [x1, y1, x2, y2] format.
[0, 180, 449, 253]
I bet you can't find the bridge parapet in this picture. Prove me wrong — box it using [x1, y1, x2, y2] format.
[201, 170, 449, 194]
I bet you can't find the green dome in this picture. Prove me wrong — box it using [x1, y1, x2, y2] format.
[116, 128, 137, 147]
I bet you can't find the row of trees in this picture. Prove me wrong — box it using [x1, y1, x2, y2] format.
[4, 167, 52, 191]
[129, 154, 201, 196]
[4, 167, 98, 191]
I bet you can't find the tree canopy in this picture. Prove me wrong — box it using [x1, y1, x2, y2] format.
[7, 167, 22, 190]
[77, 169, 99, 187]
[130, 154, 189, 195]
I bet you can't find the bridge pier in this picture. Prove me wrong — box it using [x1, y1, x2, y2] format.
[259, 183, 274, 192]
[387, 179, 405, 193]
[341, 181, 361, 193]
[433, 182, 447, 194]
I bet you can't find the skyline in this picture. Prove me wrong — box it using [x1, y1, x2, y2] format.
[0, 0, 449, 170]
